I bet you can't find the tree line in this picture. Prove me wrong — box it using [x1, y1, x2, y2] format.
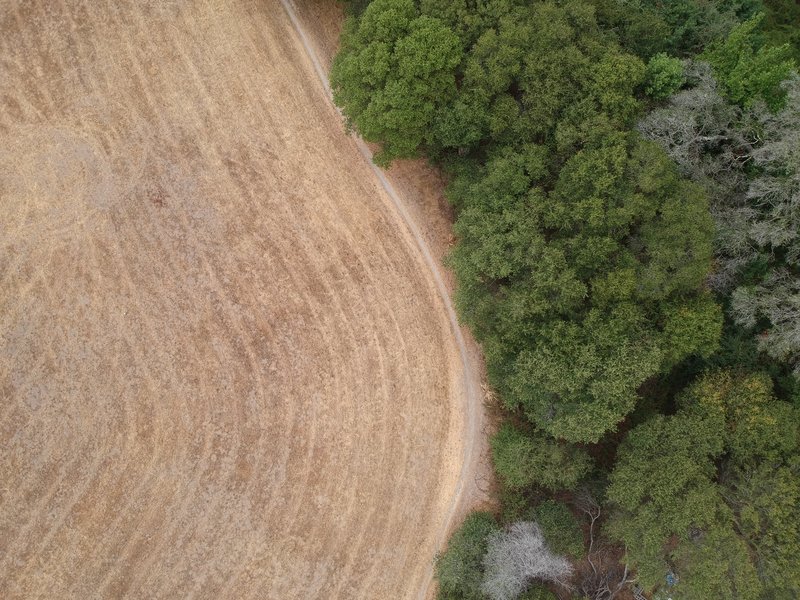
[330, 1, 799, 598]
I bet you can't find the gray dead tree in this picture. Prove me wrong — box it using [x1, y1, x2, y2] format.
[731, 269, 800, 375]
[481, 521, 573, 600]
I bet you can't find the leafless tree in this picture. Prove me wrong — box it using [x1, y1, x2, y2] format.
[481, 521, 573, 600]
[574, 490, 635, 600]
[746, 75, 800, 266]
[731, 269, 800, 374]
[636, 61, 764, 292]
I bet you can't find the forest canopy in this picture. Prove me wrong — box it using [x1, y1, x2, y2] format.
[332, 1, 799, 598]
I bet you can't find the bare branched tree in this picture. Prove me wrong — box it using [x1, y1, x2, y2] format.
[746, 75, 800, 266]
[482, 522, 573, 600]
[639, 61, 800, 375]
[575, 490, 635, 600]
[731, 269, 800, 374]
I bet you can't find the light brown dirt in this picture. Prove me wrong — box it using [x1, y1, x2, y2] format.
[281, 2, 497, 597]
[0, 1, 477, 598]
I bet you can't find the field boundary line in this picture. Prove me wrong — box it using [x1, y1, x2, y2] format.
[277, 1, 483, 598]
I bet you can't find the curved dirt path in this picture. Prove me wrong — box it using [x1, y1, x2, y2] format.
[0, 0, 484, 598]
[277, 2, 487, 597]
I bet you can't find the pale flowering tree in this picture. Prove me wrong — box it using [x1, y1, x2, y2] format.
[481, 522, 572, 600]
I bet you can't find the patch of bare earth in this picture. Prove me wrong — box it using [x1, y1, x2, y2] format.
[0, 1, 479, 597]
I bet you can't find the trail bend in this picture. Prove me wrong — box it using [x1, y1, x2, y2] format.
[277, 2, 487, 597]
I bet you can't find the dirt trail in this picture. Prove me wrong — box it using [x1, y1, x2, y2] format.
[0, 0, 486, 598]
[278, 2, 491, 597]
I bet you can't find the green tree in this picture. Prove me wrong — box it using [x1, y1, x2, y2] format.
[491, 424, 591, 492]
[330, 0, 462, 165]
[763, 0, 800, 61]
[645, 53, 686, 99]
[682, 372, 800, 596]
[436, 512, 499, 600]
[729, 458, 800, 596]
[590, 0, 762, 58]
[704, 13, 796, 110]
[679, 370, 798, 463]
[670, 525, 761, 600]
[608, 371, 800, 597]
[531, 500, 585, 559]
[418, 0, 515, 50]
[450, 134, 719, 442]
[606, 411, 725, 589]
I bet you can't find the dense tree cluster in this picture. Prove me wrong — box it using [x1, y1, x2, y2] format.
[331, 1, 799, 598]
[639, 51, 799, 376]
[607, 371, 800, 598]
[335, 0, 722, 444]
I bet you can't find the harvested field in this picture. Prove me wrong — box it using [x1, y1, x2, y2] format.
[0, 1, 472, 598]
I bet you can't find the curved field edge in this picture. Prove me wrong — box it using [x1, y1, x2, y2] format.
[277, 1, 488, 597]
[0, 2, 479, 598]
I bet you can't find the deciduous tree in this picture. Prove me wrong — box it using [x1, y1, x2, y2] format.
[330, 0, 462, 165]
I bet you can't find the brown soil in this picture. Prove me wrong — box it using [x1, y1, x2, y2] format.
[0, 1, 488, 598]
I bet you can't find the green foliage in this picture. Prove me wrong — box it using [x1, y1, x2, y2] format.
[608, 370, 800, 597]
[491, 424, 591, 492]
[679, 370, 799, 464]
[436, 512, 499, 600]
[606, 411, 725, 588]
[330, 0, 462, 165]
[531, 500, 585, 559]
[670, 525, 761, 600]
[763, 0, 800, 61]
[645, 53, 686, 99]
[499, 487, 530, 524]
[729, 457, 800, 596]
[425, 1, 648, 156]
[704, 13, 796, 110]
[418, 0, 515, 50]
[660, 295, 723, 366]
[518, 583, 557, 600]
[451, 134, 718, 442]
[590, 0, 763, 58]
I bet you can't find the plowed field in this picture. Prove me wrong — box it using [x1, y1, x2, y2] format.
[0, 1, 469, 597]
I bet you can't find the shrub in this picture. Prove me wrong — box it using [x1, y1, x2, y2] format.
[436, 512, 499, 600]
[531, 501, 584, 559]
[491, 424, 591, 492]
[518, 583, 557, 600]
[645, 53, 686, 99]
